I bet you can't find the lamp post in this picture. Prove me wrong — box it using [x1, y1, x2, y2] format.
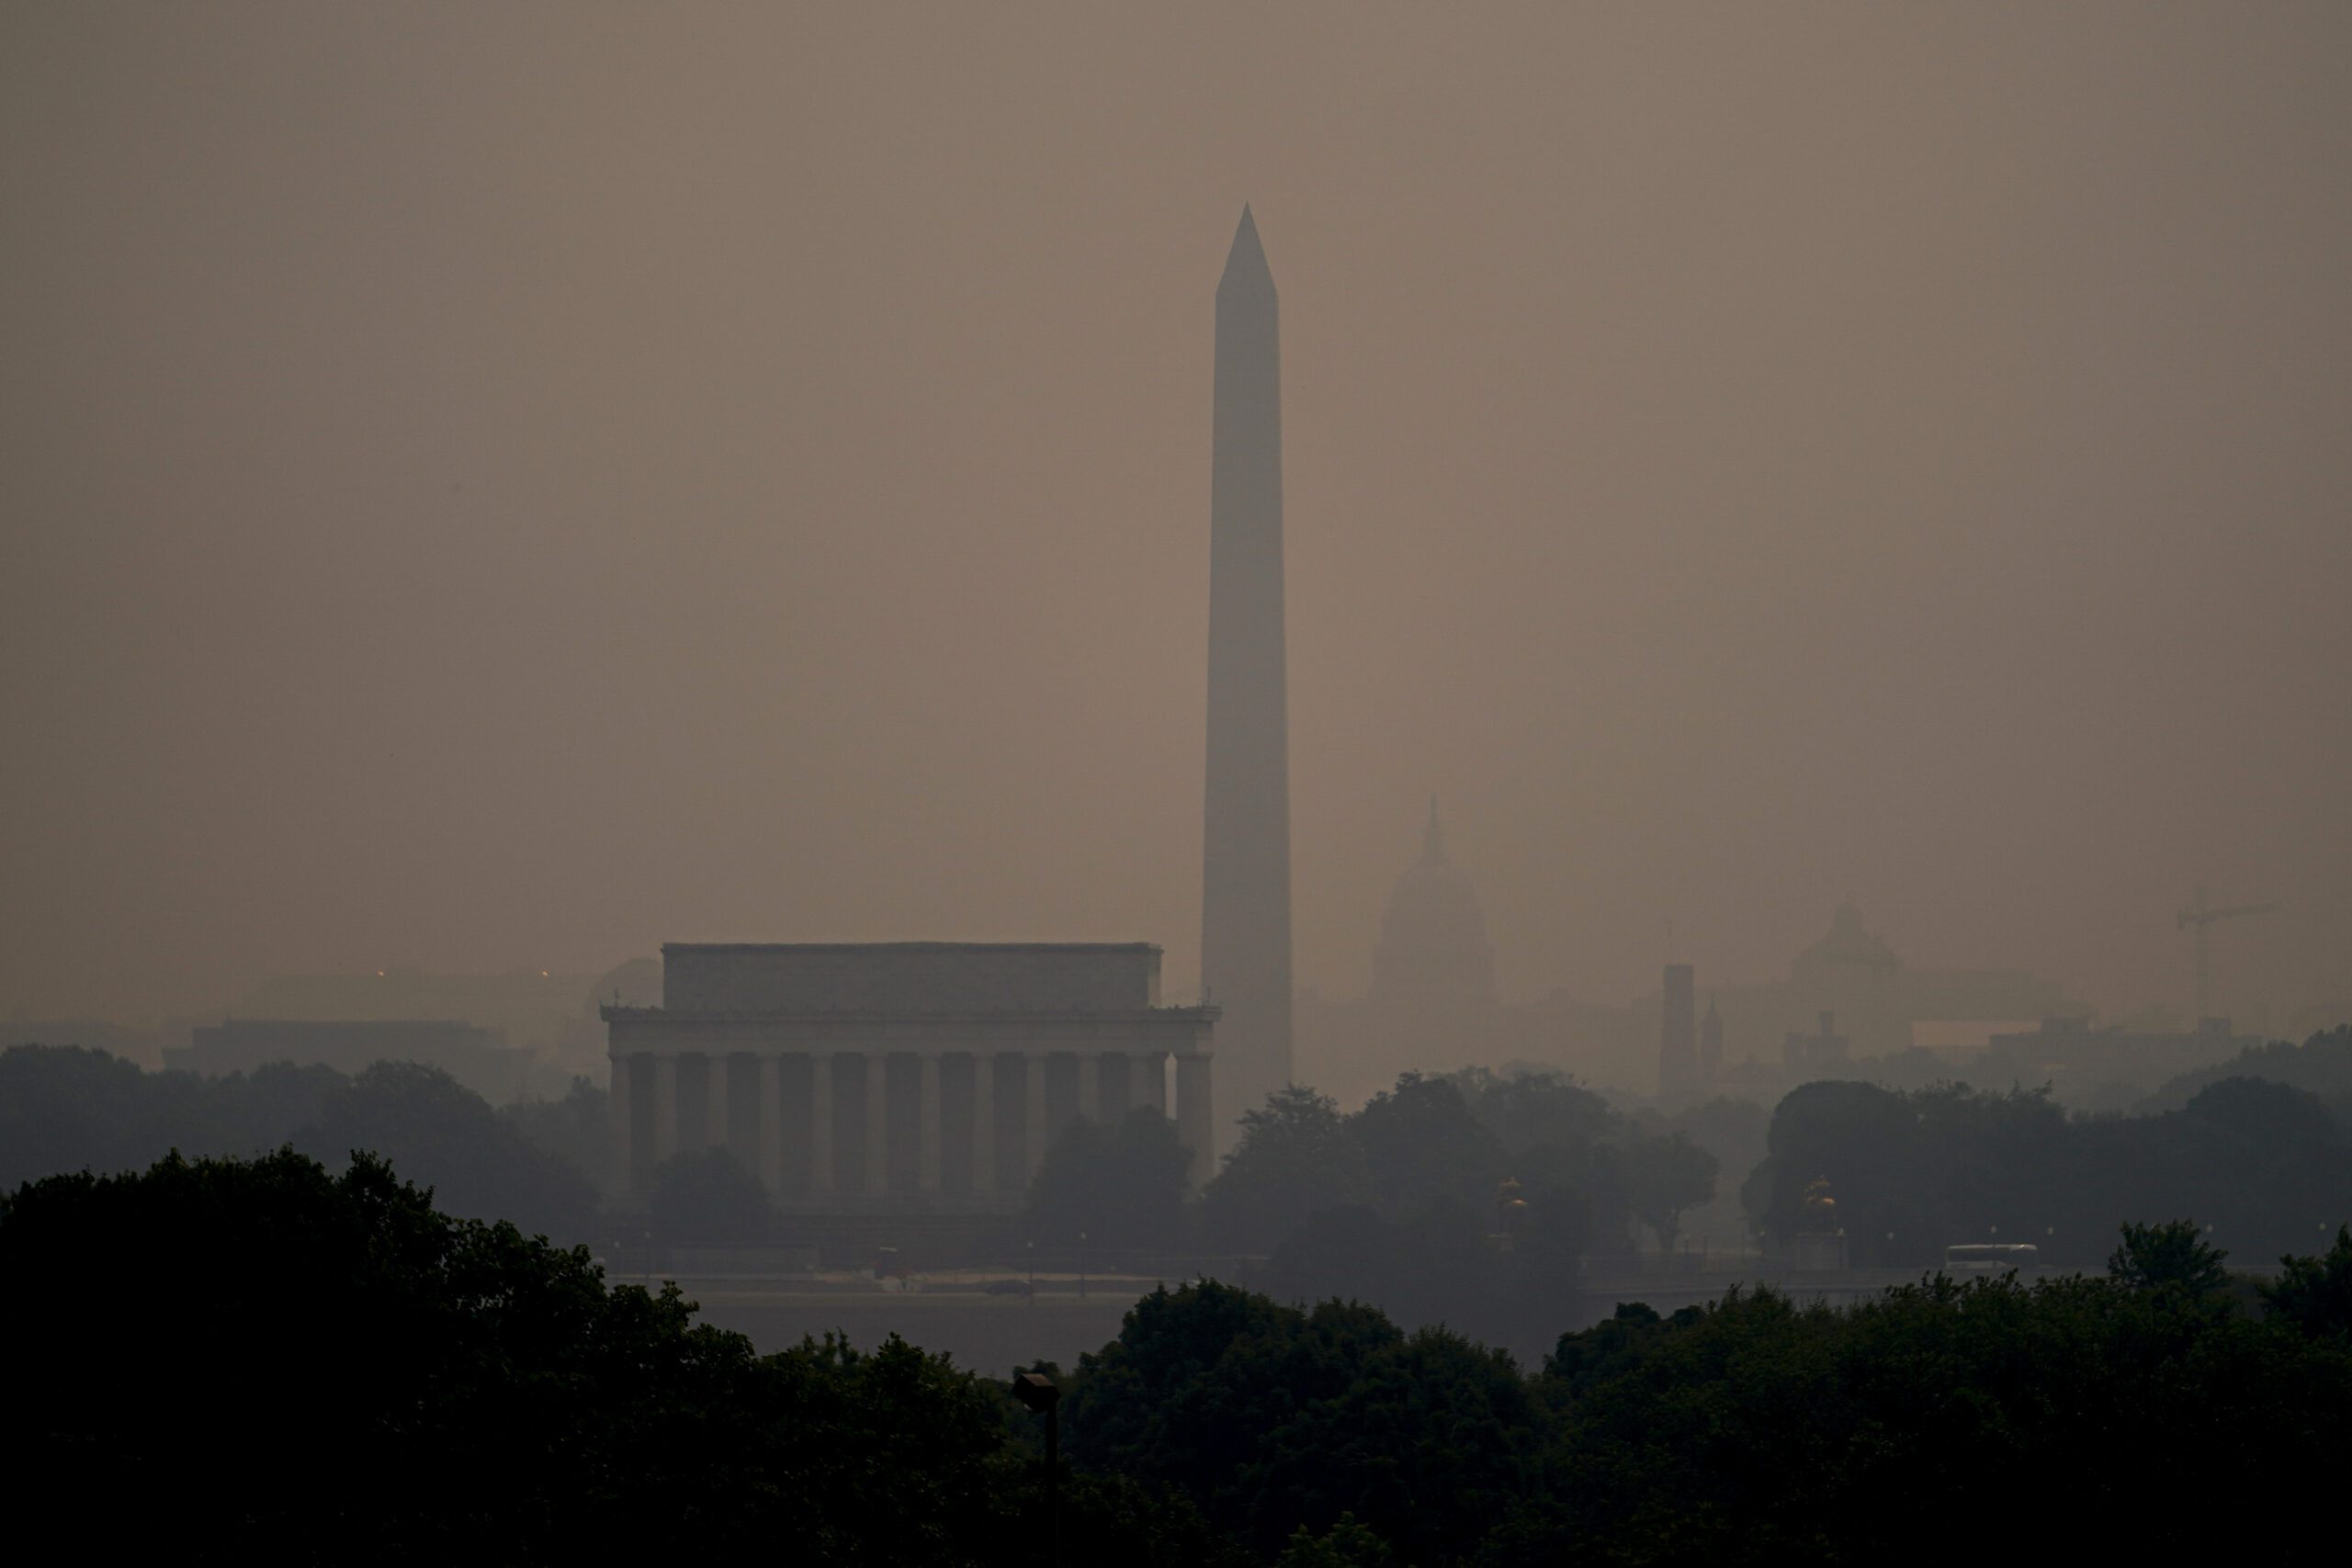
[1012, 1371, 1061, 1568]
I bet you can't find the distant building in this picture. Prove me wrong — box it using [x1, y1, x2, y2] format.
[223, 968, 597, 1075]
[1659, 964, 1700, 1098]
[602, 942, 1217, 1210]
[167, 1018, 528, 1100]
[1624, 901, 2082, 1077]
[1981, 1015, 2259, 1102]
[1295, 802, 1569, 1108]
[1782, 1011, 1850, 1073]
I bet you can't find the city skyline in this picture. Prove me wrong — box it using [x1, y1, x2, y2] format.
[3, 6, 2346, 1032]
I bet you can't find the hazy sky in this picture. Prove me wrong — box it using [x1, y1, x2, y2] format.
[4, 4, 2346, 1027]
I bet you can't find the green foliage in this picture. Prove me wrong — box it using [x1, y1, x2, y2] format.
[1269, 1200, 1505, 1336]
[1203, 1085, 1370, 1252]
[1451, 1066, 1619, 1160]
[304, 1059, 598, 1238]
[1207, 1069, 1709, 1269]
[0, 1147, 1218, 1564]
[1202, 1070, 1712, 1338]
[647, 1145, 775, 1245]
[1499, 1270, 2352, 1562]
[2108, 1218, 2231, 1295]
[1747, 1073, 2352, 1266]
[1660, 1094, 1769, 1203]
[502, 1074, 612, 1188]
[1026, 1105, 1193, 1249]
[2182, 1074, 2339, 1146]
[1612, 1132, 1718, 1250]
[2142, 1024, 2352, 1111]
[1350, 1073, 1509, 1217]
[13, 1150, 2352, 1564]
[1062, 1280, 1544, 1563]
[2263, 1224, 2352, 1339]
[0, 1045, 602, 1242]
[0, 1043, 343, 1190]
[1276, 1513, 1396, 1568]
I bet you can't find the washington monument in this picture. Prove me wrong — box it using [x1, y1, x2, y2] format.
[1201, 206, 1293, 1148]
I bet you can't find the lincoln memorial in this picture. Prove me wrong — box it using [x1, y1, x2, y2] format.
[604, 942, 1217, 1209]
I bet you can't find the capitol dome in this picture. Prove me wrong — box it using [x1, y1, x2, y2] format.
[1792, 899, 1902, 979]
[1369, 798, 1497, 1008]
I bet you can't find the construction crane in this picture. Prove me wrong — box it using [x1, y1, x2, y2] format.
[2176, 885, 2277, 1028]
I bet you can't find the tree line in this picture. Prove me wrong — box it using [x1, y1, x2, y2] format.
[13, 1029, 2352, 1295]
[1746, 1047, 2352, 1267]
[0, 1043, 605, 1239]
[6, 1146, 2349, 1563]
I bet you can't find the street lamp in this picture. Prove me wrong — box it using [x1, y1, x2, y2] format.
[1012, 1371, 1061, 1568]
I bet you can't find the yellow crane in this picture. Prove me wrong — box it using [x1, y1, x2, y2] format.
[2176, 885, 2276, 1028]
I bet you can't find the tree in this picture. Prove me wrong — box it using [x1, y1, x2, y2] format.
[1510, 1269, 2352, 1562]
[1027, 1106, 1192, 1250]
[2179, 1075, 2340, 1148]
[2142, 1024, 2352, 1111]
[1348, 1072, 1506, 1218]
[0, 1147, 1224, 1564]
[1061, 1280, 1543, 1563]
[299, 1059, 597, 1239]
[503, 1075, 612, 1190]
[1664, 1095, 1770, 1205]
[2107, 1218, 2230, 1297]
[0, 1043, 160, 1189]
[1454, 1067, 1619, 1156]
[647, 1146, 775, 1245]
[1202, 1085, 1369, 1252]
[2262, 1224, 2352, 1339]
[1275, 1513, 1396, 1568]
[1614, 1134, 1718, 1252]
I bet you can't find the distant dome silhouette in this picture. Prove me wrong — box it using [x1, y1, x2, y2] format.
[1370, 798, 1496, 1008]
[1793, 900, 1901, 977]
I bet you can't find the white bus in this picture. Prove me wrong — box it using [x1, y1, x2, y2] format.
[1943, 1243, 2041, 1276]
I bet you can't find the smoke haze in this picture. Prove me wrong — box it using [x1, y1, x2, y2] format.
[4, 3, 2347, 1028]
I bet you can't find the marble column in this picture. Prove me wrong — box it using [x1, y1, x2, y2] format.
[609, 1053, 636, 1192]
[1142, 1051, 1170, 1116]
[918, 1054, 942, 1190]
[704, 1054, 729, 1152]
[810, 1053, 835, 1193]
[1176, 1055, 1215, 1192]
[864, 1054, 888, 1194]
[972, 1052, 996, 1193]
[1098, 1053, 1132, 1124]
[757, 1055, 782, 1192]
[1079, 1053, 1101, 1122]
[651, 1055, 679, 1167]
[1024, 1050, 1048, 1179]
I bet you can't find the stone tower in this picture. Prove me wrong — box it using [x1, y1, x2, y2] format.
[1201, 206, 1293, 1151]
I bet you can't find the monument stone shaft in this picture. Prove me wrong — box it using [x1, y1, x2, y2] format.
[1201, 206, 1293, 1149]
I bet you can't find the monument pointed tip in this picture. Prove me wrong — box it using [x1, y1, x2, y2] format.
[1220, 205, 1272, 289]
